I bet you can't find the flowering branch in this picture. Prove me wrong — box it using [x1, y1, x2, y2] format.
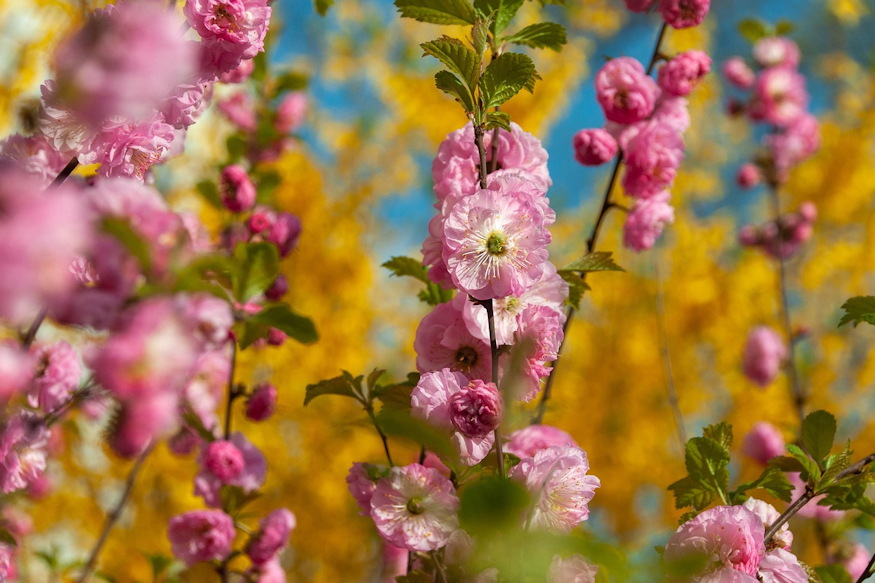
[75, 443, 154, 583]
[855, 552, 875, 583]
[484, 299, 505, 478]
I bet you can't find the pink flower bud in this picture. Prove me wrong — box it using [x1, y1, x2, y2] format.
[276, 91, 307, 133]
[204, 440, 245, 482]
[742, 422, 785, 465]
[217, 92, 256, 131]
[623, 194, 675, 252]
[246, 384, 277, 422]
[220, 165, 257, 213]
[264, 274, 288, 301]
[623, 0, 655, 12]
[742, 326, 787, 387]
[248, 207, 274, 234]
[658, 0, 710, 29]
[736, 163, 761, 189]
[572, 129, 618, 166]
[798, 201, 817, 222]
[267, 328, 287, 346]
[658, 50, 711, 97]
[722, 57, 755, 89]
[267, 212, 302, 257]
[447, 380, 502, 438]
[595, 57, 659, 124]
[246, 508, 296, 565]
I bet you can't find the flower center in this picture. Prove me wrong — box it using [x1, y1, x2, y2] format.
[455, 346, 479, 370]
[485, 231, 507, 256]
[406, 497, 424, 515]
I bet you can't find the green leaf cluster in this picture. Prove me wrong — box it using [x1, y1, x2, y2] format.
[557, 252, 624, 309]
[382, 256, 455, 306]
[838, 295, 875, 327]
[737, 18, 795, 43]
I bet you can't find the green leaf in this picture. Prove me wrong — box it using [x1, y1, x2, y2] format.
[394, 0, 476, 25]
[0, 529, 15, 547]
[480, 51, 537, 110]
[248, 304, 318, 344]
[558, 270, 590, 310]
[383, 256, 431, 283]
[102, 217, 153, 273]
[232, 242, 280, 302]
[684, 437, 730, 497]
[226, 134, 248, 162]
[220, 485, 261, 514]
[376, 408, 456, 460]
[485, 110, 512, 131]
[314, 0, 334, 15]
[737, 18, 769, 43]
[195, 179, 223, 209]
[702, 422, 733, 452]
[503, 22, 567, 51]
[273, 71, 308, 94]
[786, 443, 822, 483]
[564, 251, 625, 273]
[767, 455, 805, 474]
[732, 466, 794, 503]
[304, 371, 365, 406]
[372, 374, 418, 411]
[434, 70, 476, 112]
[472, 16, 489, 58]
[473, 0, 523, 35]
[460, 475, 530, 535]
[418, 281, 455, 305]
[421, 37, 480, 90]
[814, 565, 854, 583]
[838, 296, 875, 327]
[774, 20, 796, 36]
[801, 410, 837, 464]
[668, 475, 713, 510]
[820, 442, 853, 488]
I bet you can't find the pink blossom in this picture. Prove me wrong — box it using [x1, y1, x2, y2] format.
[624, 0, 655, 12]
[411, 369, 496, 465]
[573, 129, 618, 166]
[739, 204, 816, 259]
[658, 0, 710, 29]
[505, 425, 577, 459]
[414, 295, 492, 381]
[53, 2, 196, 127]
[664, 505, 765, 578]
[840, 543, 870, 580]
[722, 57, 756, 89]
[220, 58, 255, 83]
[194, 432, 266, 507]
[276, 92, 308, 133]
[736, 163, 761, 189]
[595, 57, 659, 124]
[742, 327, 787, 387]
[369, 463, 460, 552]
[28, 341, 80, 413]
[185, 0, 271, 60]
[510, 445, 600, 533]
[167, 509, 235, 566]
[266, 212, 302, 257]
[247, 383, 278, 421]
[217, 92, 257, 131]
[757, 549, 807, 583]
[749, 68, 808, 128]
[742, 422, 785, 465]
[181, 294, 234, 350]
[221, 165, 257, 212]
[767, 113, 820, 172]
[621, 121, 685, 198]
[0, 133, 67, 187]
[94, 116, 176, 180]
[422, 214, 454, 288]
[652, 95, 691, 133]
[247, 558, 286, 583]
[0, 413, 50, 494]
[753, 38, 800, 70]
[549, 554, 599, 583]
[381, 542, 409, 582]
[658, 51, 712, 97]
[203, 440, 245, 482]
[742, 498, 792, 550]
[247, 508, 296, 565]
[623, 192, 675, 252]
[0, 342, 35, 401]
[0, 164, 94, 325]
[443, 182, 551, 300]
[112, 392, 179, 457]
[163, 82, 211, 130]
[512, 304, 565, 402]
[346, 462, 384, 515]
[0, 543, 15, 582]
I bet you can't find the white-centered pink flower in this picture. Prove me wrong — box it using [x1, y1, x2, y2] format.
[749, 67, 809, 128]
[511, 445, 600, 533]
[443, 183, 551, 300]
[753, 37, 800, 70]
[414, 295, 492, 381]
[369, 463, 460, 552]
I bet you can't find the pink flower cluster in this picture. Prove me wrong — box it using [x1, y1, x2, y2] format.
[664, 504, 807, 582]
[722, 37, 820, 186]
[738, 202, 816, 259]
[574, 50, 711, 252]
[622, 0, 711, 29]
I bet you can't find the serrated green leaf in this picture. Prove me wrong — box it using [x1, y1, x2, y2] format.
[558, 270, 589, 310]
[768, 455, 805, 473]
[801, 409, 837, 465]
[366, 368, 386, 392]
[685, 437, 730, 498]
[304, 371, 364, 406]
[232, 242, 279, 302]
[434, 70, 476, 112]
[737, 18, 769, 43]
[787, 443, 822, 483]
[314, 0, 334, 15]
[702, 422, 733, 452]
[668, 476, 713, 510]
[383, 256, 430, 283]
[472, 17, 489, 58]
[485, 110, 512, 130]
[421, 37, 480, 90]
[820, 442, 854, 488]
[480, 51, 537, 109]
[732, 466, 794, 503]
[248, 304, 318, 344]
[564, 251, 625, 273]
[473, 0, 523, 35]
[838, 296, 875, 327]
[395, 0, 476, 25]
[503, 22, 567, 51]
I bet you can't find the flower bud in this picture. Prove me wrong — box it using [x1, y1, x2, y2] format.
[204, 440, 245, 482]
[447, 380, 502, 438]
[220, 165, 257, 213]
[246, 383, 277, 422]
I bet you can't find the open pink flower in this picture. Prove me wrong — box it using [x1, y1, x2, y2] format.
[369, 463, 460, 552]
[510, 445, 600, 533]
[595, 57, 659, 124]
[28, 341, 81, 413]
[742, 498, 793, 550]
[194, 432, 266, 507]
[414, 295, 492, 381]
[753, 38, 800, 70]
[757, 549, 807, 582]
[0, 412, 50, 494]
[247, 508, 296, 565]
[168, 509, 235, 566]
[623, 192, 675, 252]
[659, 51, 712, 97]
[0, 133, 67, 187]
[512, 305, 565, 402]
[665, 505, 765, 579]
[658, 0, 710, 29]
[621, 121, 685, 198]
[749, 67, 808, 128]
[93, 115, 176, 180]
[185, 0, 271, 60]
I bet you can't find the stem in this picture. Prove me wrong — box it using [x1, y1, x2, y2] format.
[49, 157, 79, 190]
[768, 187, 806, 428]
[655, 262, 686, 451]
[366, 406, 394, 467]
[483, 299, 505, 478]
[473, 124, 489, 190]
[224, 340, 238, 440]
[75, 444, 153, 583]
[855, 552, 875, 583]
[765, 452, 875, 543]
[533, 22, 669, 425]
[21, 308, 48, 348]
[488, 125, 501, 174]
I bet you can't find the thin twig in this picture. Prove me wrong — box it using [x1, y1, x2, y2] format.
[484, 299, 505, 478]
[655, 262, 686, 451]
[48, 157, 79, 190]
[855, 552, 875, 583]
[366, 406, 394, 467]
[75, 444, 154, 583]
[224, 340, 238, 440]
[474, 124, 489, 190]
